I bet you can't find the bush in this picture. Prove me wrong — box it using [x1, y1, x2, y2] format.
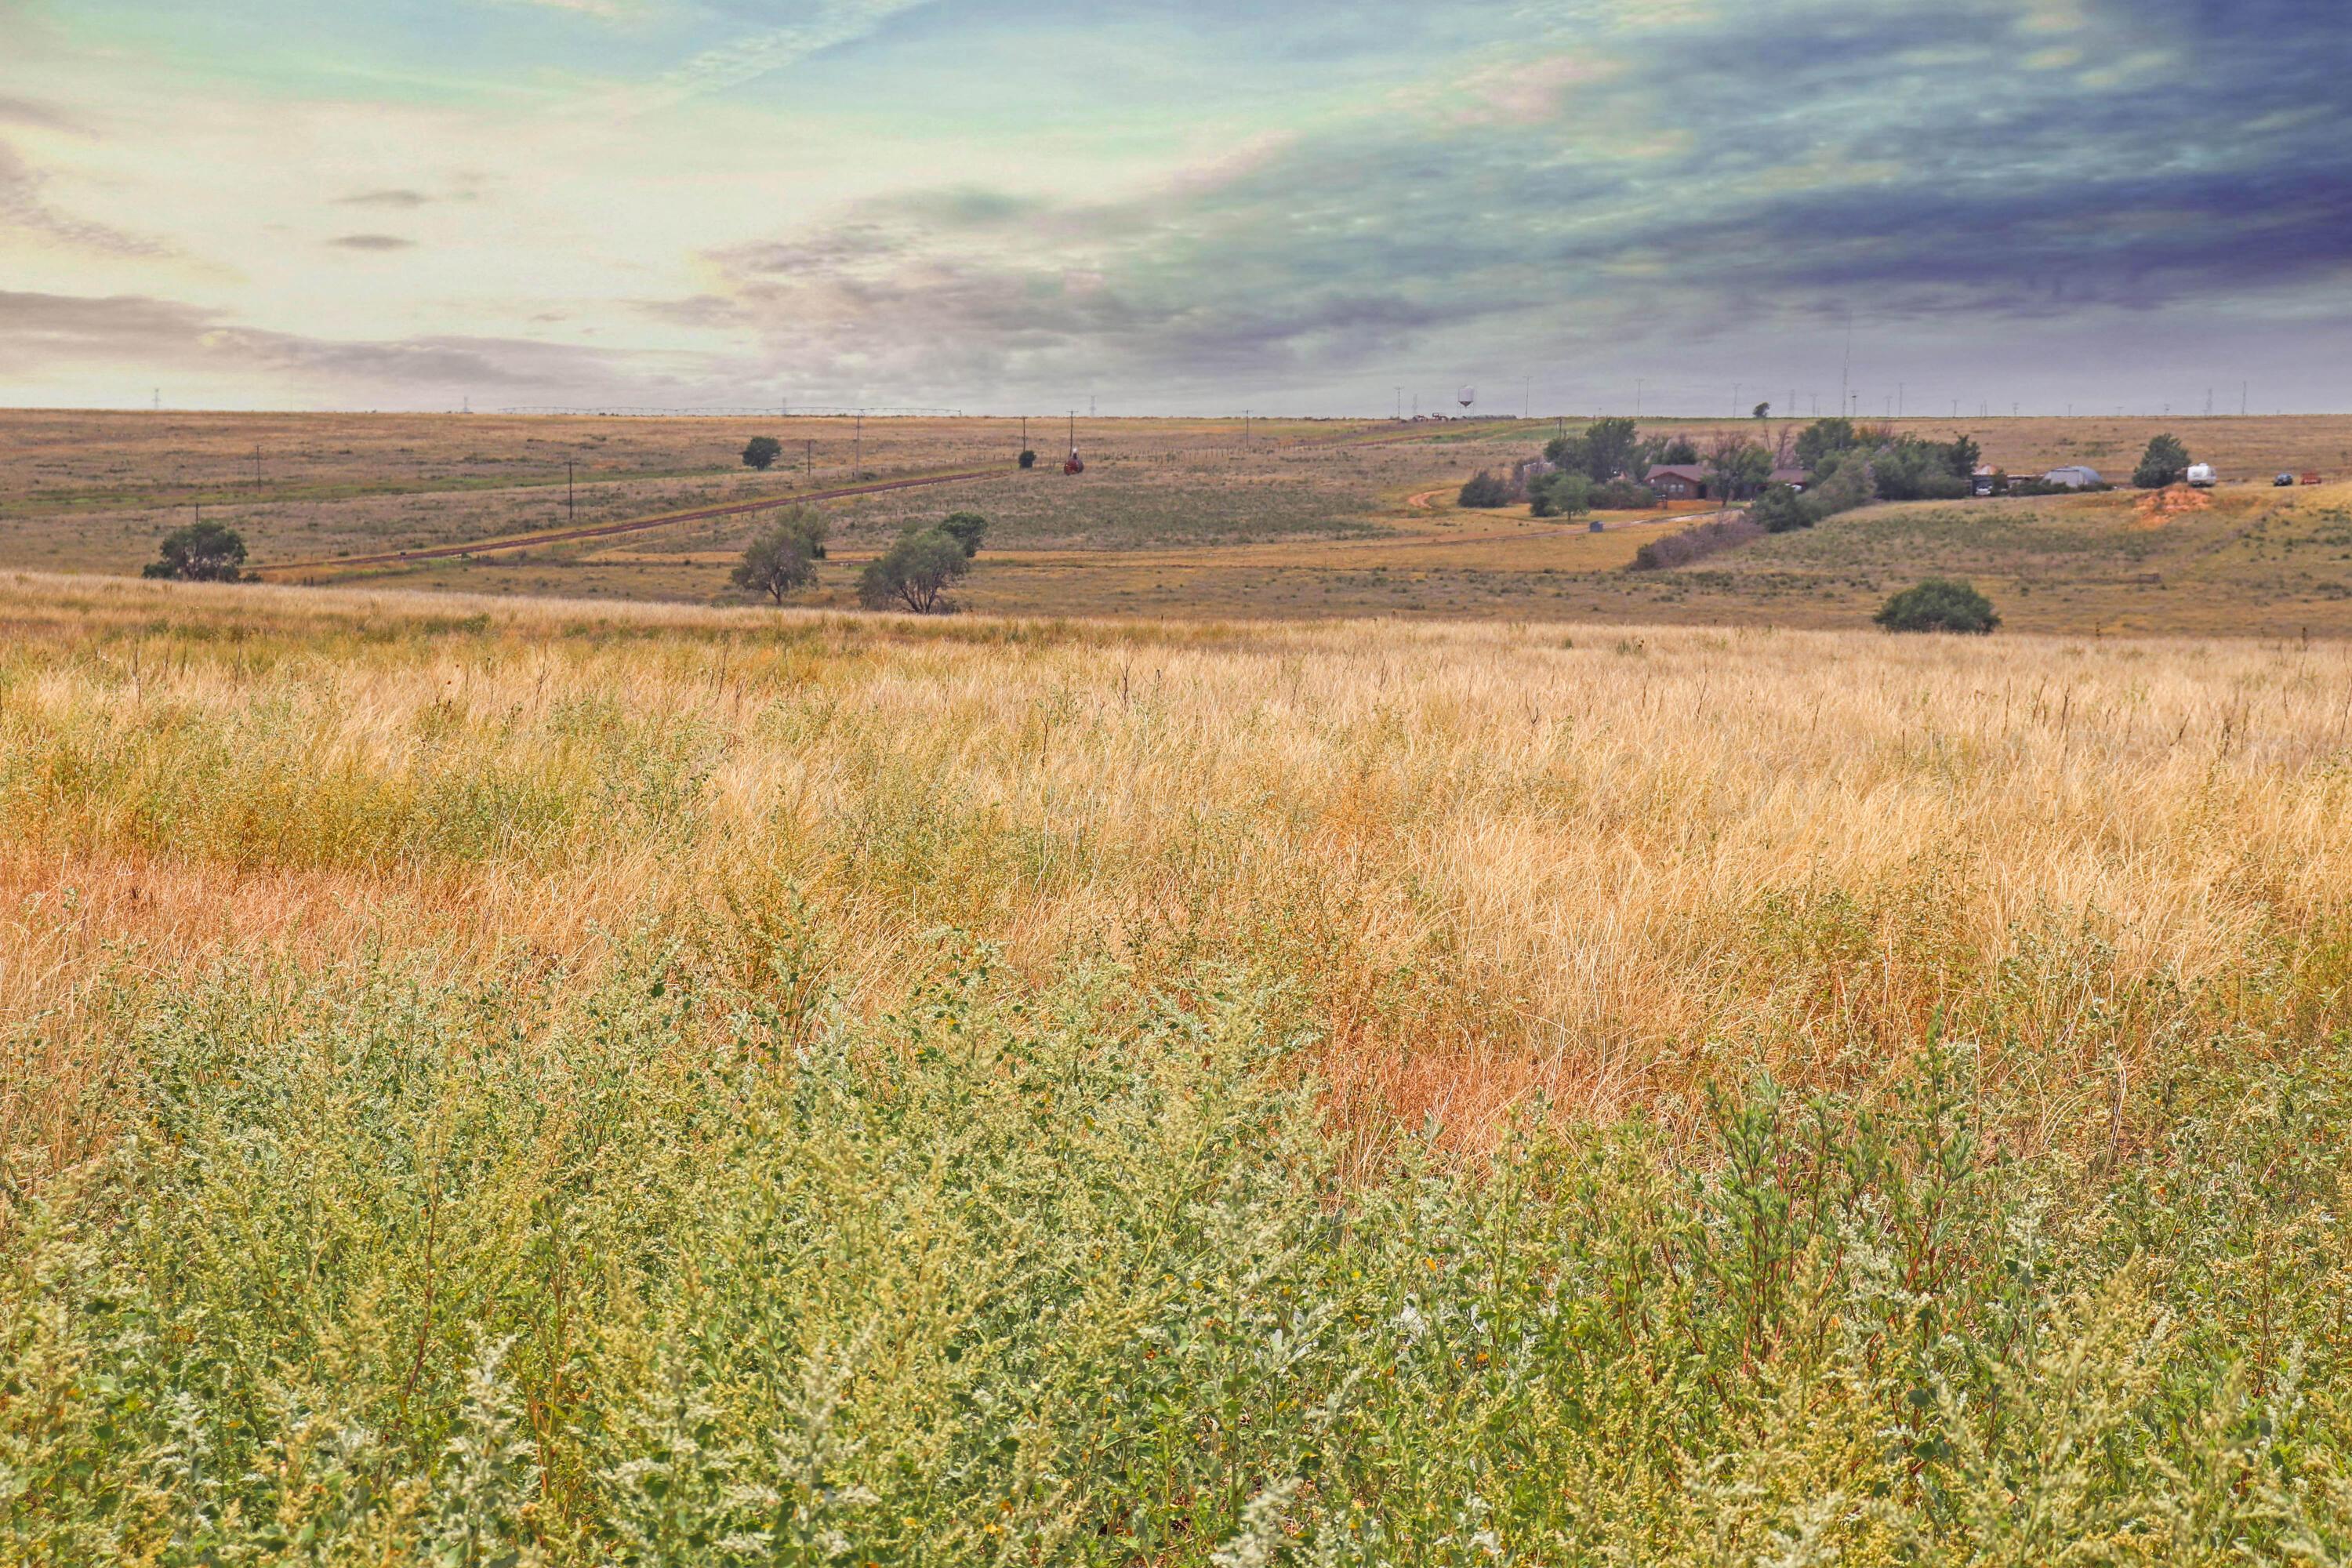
[1018, 448, 1037, 470]
[1869, 441, 1971, 502]
[741, 436, 782, 471]
[142, 519, 248, 582]
[1457, 470, 1512, 509]
[858, 527, 971, 612]
[2134, 432, 2191, 489]
[729, 507, 829, 603]
[1628, 514, 1763, 570]
[1592, 477, 1657, 510]
[1875, 577, 2000, 633]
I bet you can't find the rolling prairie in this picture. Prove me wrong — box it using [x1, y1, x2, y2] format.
[6, 572, 2352, 1562]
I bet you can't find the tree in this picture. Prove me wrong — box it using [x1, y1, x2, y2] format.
[1583, 417, 1640, 481]
[1541, 433, 1592, 477]
[1635, 433, 1700, 470]
[1752, 401, 1771, 420]
[142, 520, 248, 582]
[1529, 471, 1592, 520]
[1457, 470, 1512, 509]
[1592, 477, 1658, 510]
[1748, 484, 1811, 533]
[1794, 418, 1861, 471]
[938, 511, 990, 557]
[742, 436, 783, 471]
[1704, 434, 1773, 502]
[858, 528, 971, 613]
[1018, 448, 1038, 470]
[2133, 433, 2191, 489]
[729, 507, 829, 603]
[1875, 578, 2000, 634]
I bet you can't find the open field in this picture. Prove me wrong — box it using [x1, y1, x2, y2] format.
[7, 572, 2352, 1561]
[8, 409, 2352, 634]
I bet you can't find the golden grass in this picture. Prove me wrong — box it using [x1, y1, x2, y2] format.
[6, 568, 2347, 1182]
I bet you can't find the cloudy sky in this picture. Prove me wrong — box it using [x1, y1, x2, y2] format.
[2, 0, 2346, 415]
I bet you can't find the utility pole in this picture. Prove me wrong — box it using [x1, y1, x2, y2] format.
[1733, 383, 1741, 418]
[253, 445, 262, 488]
[566, 458, 575, 525]
[1243, 409, 1250, 449]
[1635, 379, 1643, 418]
[1021, 415, 1028, 457]
[854, 412, 862, 480]
[1523, 376, 1530, 419]
[1396, 387, 1403, 421]
[1897, 383, 1904, 419]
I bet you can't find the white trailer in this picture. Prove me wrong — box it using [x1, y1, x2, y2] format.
[2187, 463, 2219, 488]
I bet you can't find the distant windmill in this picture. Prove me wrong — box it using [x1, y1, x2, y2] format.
[1457, 385, 1476, 413]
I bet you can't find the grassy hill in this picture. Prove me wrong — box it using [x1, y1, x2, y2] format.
[5, 574, 2352, 1562]
[1630, 481, 2352, 636]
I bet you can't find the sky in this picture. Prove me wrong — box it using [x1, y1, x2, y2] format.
[2, 0, 2347, 416]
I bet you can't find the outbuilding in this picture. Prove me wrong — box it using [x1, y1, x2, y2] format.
[2042, 465, 2104, 488]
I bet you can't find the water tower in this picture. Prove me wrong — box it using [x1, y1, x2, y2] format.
[1457, 385, 1475, 415]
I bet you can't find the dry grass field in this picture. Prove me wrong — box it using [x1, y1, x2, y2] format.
[7, 408, 2352, 634]
[7, 570, 2352, 1559]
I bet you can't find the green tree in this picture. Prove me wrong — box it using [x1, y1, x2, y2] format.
[1582, 417, 1640, 480]
[2133, 433, 2191, 489]
[1541, 433, 1592, 477]
[1875, 578, 2001, 633]
[1457, 470, 1512, 509]
[1752, 401, 1771, 420]
[1794, 417, 1861, 471]
[1017, 448, 1037, 470]
[938, 511, 990, 557]
[742, 436, 783, 471]
[1529, 471, 1592, 520]
[729, 507, 829, 603]
[1705, 435, 1773, 502]
[1748, 484, 1811, 533]
[858, 528, 971, 613]
[142, 519, 248, 582]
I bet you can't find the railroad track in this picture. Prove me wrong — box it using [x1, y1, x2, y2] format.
[252, 465, 1009, 579]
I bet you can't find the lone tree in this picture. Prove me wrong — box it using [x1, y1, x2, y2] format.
[1875, 578, 2000, 634]
[1752, 401, 1771, 420]
[142, 519, 248, 582]
[938, 511, 990, 557]
[742, 435, 783, 471]
[1018, 448, 1038, 470]
[858, 527, 971, 613]
[2132, 432, 2191, 489]
[1457, 470, 1512, 509]
[1529, 470, 1592, 520]
[729, 507, 829, 603]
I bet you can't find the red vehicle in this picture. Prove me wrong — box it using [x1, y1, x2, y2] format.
[1063, 449, 1085, 475]
[2302, 472, 2324, 485]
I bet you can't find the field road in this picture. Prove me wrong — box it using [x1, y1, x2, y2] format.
[251, 464, 1012, 579]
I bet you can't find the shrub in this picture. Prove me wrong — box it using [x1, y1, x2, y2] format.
[1875, 577, 2001, 633]
[142, 519, 249, 582]
[1457, 470, 1512, 509]
[741, 436, 782, 471]
[1018, 448, 1037, 470]
[1593, 477, 1657, 510]
[2134, 432, 2191, 489]
[728, 506, 829, 603]
[1628, 513, 1763, 570]
[858, 527, 971, 612]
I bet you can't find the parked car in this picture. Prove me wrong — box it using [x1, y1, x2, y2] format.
[2301, 473, 2324, 485]
[2275, 473, 2297, 487]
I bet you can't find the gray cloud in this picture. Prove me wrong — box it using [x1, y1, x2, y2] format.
[0, 140, 176, 259]
[335, 189, 434, 209]
[326, 233, 418, 251]
[0, 96, 89, 135]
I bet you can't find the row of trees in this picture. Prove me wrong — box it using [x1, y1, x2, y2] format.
[730, 506, 990, 613]
[1748, 419, 1983, 533]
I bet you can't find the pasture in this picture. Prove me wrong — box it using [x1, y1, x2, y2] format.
[5, 572, 2352, 1562]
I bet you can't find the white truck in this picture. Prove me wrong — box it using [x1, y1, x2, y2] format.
[2186, 463, 2219, 488]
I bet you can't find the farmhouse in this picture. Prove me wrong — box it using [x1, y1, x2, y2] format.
[1646, 463, 1710, 500]
[1768, 466, 1810, 491]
